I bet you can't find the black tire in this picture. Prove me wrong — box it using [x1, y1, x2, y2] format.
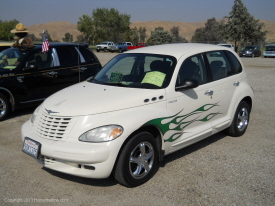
[118, 48, 123, 53]
[226, 101, 250, 137]
[96, 50, 100, 52]
[103, 47, 107, 52]
[114, 132, 159, 187]
[0, 93, 11, 121]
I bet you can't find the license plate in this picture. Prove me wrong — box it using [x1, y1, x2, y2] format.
[22, 137, 41, 159]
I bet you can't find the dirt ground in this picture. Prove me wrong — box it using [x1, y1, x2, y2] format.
[0, 53, 274, 206]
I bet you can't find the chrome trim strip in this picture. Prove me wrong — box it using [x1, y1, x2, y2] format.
[20, 98, 46, 104]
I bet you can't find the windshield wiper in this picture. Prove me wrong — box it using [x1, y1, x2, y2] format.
[105, 82, 127, 87]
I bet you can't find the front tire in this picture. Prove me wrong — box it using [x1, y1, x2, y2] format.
[0, 93, 11, 121]
[114, 132, 159, 187]
[226, 101, 250, 137]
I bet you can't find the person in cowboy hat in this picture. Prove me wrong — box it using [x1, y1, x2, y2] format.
[11, 23, 34, 51]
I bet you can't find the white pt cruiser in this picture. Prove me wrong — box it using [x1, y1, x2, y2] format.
[21, 43, 254, 187]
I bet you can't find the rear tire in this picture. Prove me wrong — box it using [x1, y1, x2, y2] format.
[0, 93, 11, 121]
[226, 101, 250, 137]
[114, 132, 159, 187]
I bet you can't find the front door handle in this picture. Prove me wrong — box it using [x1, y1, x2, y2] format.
[48, 71, 58, 76]
[205, 90, 213, 96]
[233, 81, 240, 86]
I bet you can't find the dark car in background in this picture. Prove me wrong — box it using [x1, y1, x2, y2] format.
[239, 45, 261, 57]
[0, 43, 102, 121]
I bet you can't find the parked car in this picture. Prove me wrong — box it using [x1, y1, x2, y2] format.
[239, 45, 261, 57]
[96, 41, 115, 52]
[109, 42, 133, 53]
[217, 43, 235, 51]
[0, 43, 102, 121]
[21, 43, 254, 187]
[0, 42, 12, 52]
[263, 44, 275, 58]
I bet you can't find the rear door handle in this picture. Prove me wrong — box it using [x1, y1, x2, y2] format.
[48, 71, 58, 76]
[205, 90, 213, 96]
[233, 81, 240, 86]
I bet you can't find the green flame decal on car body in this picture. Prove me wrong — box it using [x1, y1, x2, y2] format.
[143, 103, 221, 142]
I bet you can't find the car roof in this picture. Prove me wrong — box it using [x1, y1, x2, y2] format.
[33, 42, 88, 49]
[126, 43, 232, 59]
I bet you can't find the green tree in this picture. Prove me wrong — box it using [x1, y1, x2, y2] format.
[131, 27, 139, 45]
[77, 14, 94, 44]
[220, 0, 267, 51]
[62, 32, 73, 42]
[76, 34, 86, 43]
[92, 8, 131, 43]
[170, 26, 187, 43]
[0, 19, 19, 41]
[147, 27, 172, 45]
[191, 17, 224, 44]
[78, 8, 131, 44]
[138, 27, 147, 43]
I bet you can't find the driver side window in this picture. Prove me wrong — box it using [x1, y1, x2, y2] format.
[26, 51, 53, 69]
[177, 54, 207, 86]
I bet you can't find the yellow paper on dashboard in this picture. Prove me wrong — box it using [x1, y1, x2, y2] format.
[141, 71, 166, 87]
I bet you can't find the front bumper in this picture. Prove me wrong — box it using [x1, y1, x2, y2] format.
[21, 120, 118, 179]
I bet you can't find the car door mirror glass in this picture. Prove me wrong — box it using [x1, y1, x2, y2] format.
[175, 78, 199, 91]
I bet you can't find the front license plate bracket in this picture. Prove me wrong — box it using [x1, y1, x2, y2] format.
[22, 137, 41, 159]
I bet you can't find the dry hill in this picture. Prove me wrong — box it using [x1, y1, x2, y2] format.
[26, 20, 275, 43]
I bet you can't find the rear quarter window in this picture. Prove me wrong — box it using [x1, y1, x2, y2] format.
[56, 46, 79, 67]
[78, 47, 98, 63]
[224, 50, 242, 75]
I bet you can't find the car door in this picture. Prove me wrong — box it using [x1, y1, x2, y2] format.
[165, 53, 215, 153]
[204, 50, 242, 133]
[17, 49, 59, 104]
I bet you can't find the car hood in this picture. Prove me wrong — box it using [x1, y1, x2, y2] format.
[42, 81, 166, 116]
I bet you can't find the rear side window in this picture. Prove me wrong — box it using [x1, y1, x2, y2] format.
[205, 51, 233, 81]
[56, 47, 80, 67]
[224, 50, 242, 75]
[78, 47, 98, 63]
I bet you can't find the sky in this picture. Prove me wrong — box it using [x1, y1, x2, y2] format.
[1, 0, 275, 26]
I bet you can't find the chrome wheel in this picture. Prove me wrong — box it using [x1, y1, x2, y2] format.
[114, 132, 159, 187]
[0, 93, 10, 121]
[237, 107, 249, 132]
[129, 141, 154, 179]
[0, 97, 7, 117]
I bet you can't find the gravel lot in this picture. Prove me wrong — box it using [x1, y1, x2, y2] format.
[0, 53, 274, 206]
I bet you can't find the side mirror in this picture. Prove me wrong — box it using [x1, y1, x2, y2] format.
[23, 64, 38, 71]
[175, 78, 199, 91]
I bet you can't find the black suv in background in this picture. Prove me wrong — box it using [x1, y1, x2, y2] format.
[0, 43, 102, 121]
[239, 45, 261, 57]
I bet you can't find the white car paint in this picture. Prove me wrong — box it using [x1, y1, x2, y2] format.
[21, 43, 254, 186]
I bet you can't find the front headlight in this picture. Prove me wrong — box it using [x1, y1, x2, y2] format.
[31, 105, 41, 123]
[79, 125, 123, 142]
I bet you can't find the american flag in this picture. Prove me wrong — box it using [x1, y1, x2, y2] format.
[42, 32, 50, 53]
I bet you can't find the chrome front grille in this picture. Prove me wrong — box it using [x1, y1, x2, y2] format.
[35, 113, 75, 140]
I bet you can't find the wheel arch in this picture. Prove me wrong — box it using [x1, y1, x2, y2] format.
[241, 96, 253, 112]
[0, 87, 15, 111]
[112, 125, 164, 175]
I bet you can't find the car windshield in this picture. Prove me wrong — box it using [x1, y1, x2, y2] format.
[244, 46, 255, 50]
[90, 53, 177, 89]
[0, 48, 27, 70]
[266, 46, 275, 51]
